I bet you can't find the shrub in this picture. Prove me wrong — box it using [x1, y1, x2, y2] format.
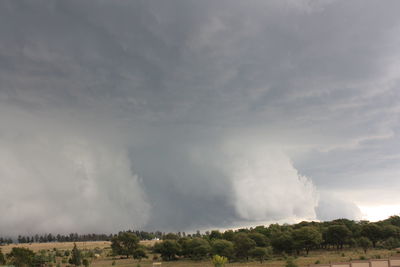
[286, 258, 298, 267]
[212, 255, 228, 267]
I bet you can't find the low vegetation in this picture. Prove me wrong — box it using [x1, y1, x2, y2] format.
[1, 216, 400, 266]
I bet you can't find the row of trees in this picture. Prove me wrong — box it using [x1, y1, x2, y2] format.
[144, 216, 400, 263]
[9, 230, 164, 244]
[0, 243, 89, 267]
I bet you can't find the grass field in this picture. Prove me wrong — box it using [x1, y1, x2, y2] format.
[1, 242, 399, 267]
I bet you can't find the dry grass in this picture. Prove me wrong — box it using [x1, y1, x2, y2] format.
[0, 241, 111, 253]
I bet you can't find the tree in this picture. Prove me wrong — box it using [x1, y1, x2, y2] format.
[163, 233, 179, 240]
[382, 237, 400, 250]
[325, 225, 352, 249]
[211, 240, 235, 260]
[271, 232, 294, 254]
[233, 233, 256, 261]
[361, 224, 382, 248]
[111, 232, 140, 258]
[248, 232, 269, 247]
[357, 237, 372, 253]
[132, 247, 148, 261]
[154, 240, 181, 261]
[181, 238, 211, 260]
[7, 247, 35, 267]
[69, 243, 82, 266]
[250, 247, 271, 263]
[222, 230, 235, 241]
[212, 255, 228, 267]
[82, 258, 90, 267]
[292, 226, 322, 254]
[0, 248, 5, 265]
[209, 230, 223, 240]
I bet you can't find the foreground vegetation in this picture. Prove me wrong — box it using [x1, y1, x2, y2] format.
[1, 215, 400, 266]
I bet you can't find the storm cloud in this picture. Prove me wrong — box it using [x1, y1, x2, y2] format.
[1, 0, 400, 234]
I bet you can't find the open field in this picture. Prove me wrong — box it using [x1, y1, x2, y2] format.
[0, 241, 111, 254]
[89, 249, 400, 267]
[0, 240, 159, 254]
[2, 242, 400, 267]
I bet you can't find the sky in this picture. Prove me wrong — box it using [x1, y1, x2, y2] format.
[1, 0, 400, 236]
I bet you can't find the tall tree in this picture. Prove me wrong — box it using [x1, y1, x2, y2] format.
[292, 226, 322, 254]
[233, 233, 256, 261]
[69, 243, 82, 266]
[111, 232, 140, 258]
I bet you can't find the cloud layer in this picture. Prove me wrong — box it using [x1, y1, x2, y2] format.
[1, 0, 400, 234]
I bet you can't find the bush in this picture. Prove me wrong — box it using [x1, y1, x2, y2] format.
[286, 258, 298, 267]
[212, 255, 228, 267]
[315, 260, 321, 264]
[112, 260, 116, 265]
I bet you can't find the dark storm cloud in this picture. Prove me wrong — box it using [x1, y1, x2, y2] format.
[1, 0, 400, 234]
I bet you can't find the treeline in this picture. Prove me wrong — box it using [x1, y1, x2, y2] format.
[151, 216, 400, 262]
[105, 216, 400, 264]
[2, 231, 164, 244]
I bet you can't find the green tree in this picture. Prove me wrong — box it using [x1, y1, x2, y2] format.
[357, 237, 372, 253]
[0, 248, 6, 265]
[153, 240, 181, 261]
[111, 232, 140, 258]
[326, 225, 352, 249]
[361, 224, 382, 248]
[271, 232, 294, 254]
[222, 230, 235, 241]
[292, 226, 322, 254]
[212, 255, 228, 267]
[211, 240, 235, 260]
[209, 230, 223, 240]
[132, 247, 148, 261]
[163, 233, 179, 240]
[248, 232, 269, 247]
[382, 237, 400, 250]
[181, 238, 211, 260]
[7, 247, 35, 267]
[249, 247, 271, 263]
[233, 233, 256, 261]
[69, 243, 82, 266]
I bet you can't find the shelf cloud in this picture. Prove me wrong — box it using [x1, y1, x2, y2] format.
[1, 0, 400, 234]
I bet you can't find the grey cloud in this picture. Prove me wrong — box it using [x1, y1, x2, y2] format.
[1, 0, 400, 234]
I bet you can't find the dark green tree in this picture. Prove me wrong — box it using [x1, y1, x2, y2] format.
[361, 224, 382, 247]
[69, 243, 82, 266]
[181, 238, 211, 260]
[233, 233, 256, 261]
[249, 247, 271, 263]
[325, 225, 352, 249]
[248, 232, 269, 247]
[111, 232, 140, 258]
[154, 240, 181, 261]
[0, 248, 5, 265]
[209, 230, 223, 240]
[211, 240, 235, 260]
[271, 232, 294, 254]
[132, 247, 148, 261]
[357, 237, 372, 253]
[7, 247, 35, 267]
[292, 226, 322, 254]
